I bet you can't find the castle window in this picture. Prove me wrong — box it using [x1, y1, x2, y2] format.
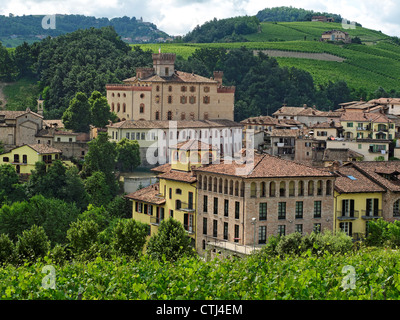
[112, 93, 115, 97]
[168, 96, 173, 104]
[140, 93, 145, 99]
[165, 67, 169, 75]
[180, 96, 187, 104]
[155, 95, 160, 103]
[190, 112, 195, 120]
[204, 86, 210, 93]
[117, 93, 120, 97]
[140, 104, 145, 114]
[156, 85, 160, 92]
[190, 86, 196, 93]
[203, 96, 210, 104]
[111, 103, 115, 112]
[123, 93, 126, 97]
[167, 111, 173, 120]
[117, 103, 120, 112]
[123, 103, 126, 113]
[168, 86, 172, 92]
[181, 86, 187, 92]
[189, 96, 196, 104]
[204, 112, 209, 120]
[155, 111, 160, 120]
[181, 113, 186, 120]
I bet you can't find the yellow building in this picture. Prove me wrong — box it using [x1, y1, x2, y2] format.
[333, 165, 385, 239]
[125, 139, 218, 244]
[1, 144, 62, 174]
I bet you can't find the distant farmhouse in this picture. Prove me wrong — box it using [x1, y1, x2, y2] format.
[312, 16, 335, 23]
[321, 30, 351, 43]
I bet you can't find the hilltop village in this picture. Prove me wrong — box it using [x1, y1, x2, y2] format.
[2, 52, 400, 259]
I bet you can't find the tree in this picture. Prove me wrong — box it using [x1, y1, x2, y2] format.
[62, 92, 91, 133]
[0, 164, 26, 205]
[89, 90, 113, 128]
[0, 233, 15, 265]
[116, 138, 141, 172]
[66, 219, 100, 256]
[82, 132, 118, 196]
[146, 218, 195, 262]
[15, 225, 50, 263]
[111, 219, 147, 258]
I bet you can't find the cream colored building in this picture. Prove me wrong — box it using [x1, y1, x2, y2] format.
[106, 53, 235, 122]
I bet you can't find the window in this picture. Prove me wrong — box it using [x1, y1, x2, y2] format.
[140, 104, 145, 113]
[223, 222, 228, 240]
[3, 157, 9, 163]
[181, 86, 187, 92]
[326, 180, 332, 196]
[180, 96, 187, 104]
[224, 199, 229, 217]
[203, 96, 210, 104]
[235, 201, 240, 219]
[298, 181, 304, 196]
[278, 202, 286, 220]
[278, 225, 286, 237]
[295, 224, 303, 234]
[189, 96, 196, 104]
[259, 203, 267, 221]
[204, 86, 210, 93]
[123, 103, 126, 113]
[314, 201, 322, 218]
[280, 182, 286, 197]
[168, 96, 173, 104]
[308, 181, 314, 196]
[165, 67, 169, 75]
[259, 226, 267, 244]
[289, 181, 295, 197]
[167, 111, 172, 120]
[203, 218, 208, 235]
[317, 181, 323, 196]
[176, 188, 182, 195]
[156, 85, 160, 92]
[169, 188, 172, 199]
[314, 223, 322, 234]
[339, 222, 352, 236]
[155, 111, 160, 120]
[342, 199, 355, 217]
[181, 113, 186, 120]
[394, 200, 400, 217]
[213, 220, 218, 238]
[22, 155, 27, 164]
[168, 86, 172, 92]
[203, 195, 208, 213]
[347, 122, 353, 128]
[260, 182, 266, 197]
[295, 202, 303, 219]
[14, 154, 19, 163]
[170, 209, 174, 218]
[250, 182, 257, 198]
[366, 199, 379, 217]
[190, 86, 196, 92]
[213, 197, 218, 215]
[234, 225, 239, 243]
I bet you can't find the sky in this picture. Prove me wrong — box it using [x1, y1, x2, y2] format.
[1, 0, 400, 37]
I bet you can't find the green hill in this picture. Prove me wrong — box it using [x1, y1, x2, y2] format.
[140, 21, 400, 94]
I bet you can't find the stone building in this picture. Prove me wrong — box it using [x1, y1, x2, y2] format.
[106, 53, 235, 122]
[194, 152, 336, 258]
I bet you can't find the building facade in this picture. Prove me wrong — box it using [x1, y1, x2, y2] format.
[106, 53, 235, 122]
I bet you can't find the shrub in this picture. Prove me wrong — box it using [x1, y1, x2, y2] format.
[15, 225, 50, 263]
[365, 219, 391, 247]
[66, 219, 99, 256]
[276, 232, 303, 256]
[0, 233, 15, 265]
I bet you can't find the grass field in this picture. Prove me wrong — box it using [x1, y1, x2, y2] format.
[1, 77, 40, 111]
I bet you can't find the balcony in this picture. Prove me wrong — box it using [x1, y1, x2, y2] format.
[357, 126, 371, 131]
[361, 210, 382, 220]
[150, 216, 164, 226]
[337, 210, 359, 221]
[179, 202, 195, 213]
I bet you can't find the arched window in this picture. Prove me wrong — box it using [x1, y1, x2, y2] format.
[298, 181, 304, 196]
[308, 181, 314, 196]
[123, 103, 126, 113]
[230, 180, 234, 195]
[117, 103, 120, 112]
[198, 175, 202, 190]
[203, 176, 207, 190]
[289, 181, 295, 197]
[270, 182, 276, 197]
[167, 111, 172, 120]
[235, 181, 239, 197]
[326, 180, 332, 196]
[213, 177, 218, 193]
[179, 151, 186, 163]
[155, 111, 160, 120]
[260, 182, 266, 197]
[219, 178, 223, 194]
[224, 179, 228, 194]
[317, 180, 323, 196]
[279, 182, 286, 197]
[250, 182, 257, 198]
[208, 177, 212, 192]
[111, 103, 115, 112]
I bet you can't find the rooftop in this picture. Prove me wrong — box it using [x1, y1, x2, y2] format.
[125, 183, 166, 205]
[334, 166, 385, 194]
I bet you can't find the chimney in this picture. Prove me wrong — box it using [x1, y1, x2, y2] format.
[213, 71, 223, 86]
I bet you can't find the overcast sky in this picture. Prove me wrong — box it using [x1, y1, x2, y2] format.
[1, 0, 400, 37]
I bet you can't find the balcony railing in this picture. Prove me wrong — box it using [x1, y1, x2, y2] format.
[361, 210, 382, 220]
[337, 210, 359, 220]
[179, 202, 195, 213]
[150, 216, 164, 225]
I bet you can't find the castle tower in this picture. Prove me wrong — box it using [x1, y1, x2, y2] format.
[152, 53, 176, 77]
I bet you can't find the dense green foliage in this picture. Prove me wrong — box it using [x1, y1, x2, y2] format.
[0, 14, 169, 47]
[183, 16, 260, 43]
[255, 6, 343, 23]
[365, 219, 400, 248]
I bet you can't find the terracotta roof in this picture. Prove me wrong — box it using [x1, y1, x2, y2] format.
[323, 149, 364, 162]
[125, 183, 166, 205]
[107, 119, 242, 130]
[266, 129, 309, 137]
[0, 109, 43, 120]
[151, 163, 171, 174]
[334, 167, 385, 194]
[352, 162, 400, 192]
[43, 120, 64, 128]
[124, 70, 218, 84]
[340, 111, 392, 123]
[171, 139, 218, 151]
[27, 144, 62, 154]
[195, 153, 333, 179]
[311, 121, 342, 129]
[157, 169, 197, 184]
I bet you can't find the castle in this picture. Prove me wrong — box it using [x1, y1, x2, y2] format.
[106, 53, 235, 122]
